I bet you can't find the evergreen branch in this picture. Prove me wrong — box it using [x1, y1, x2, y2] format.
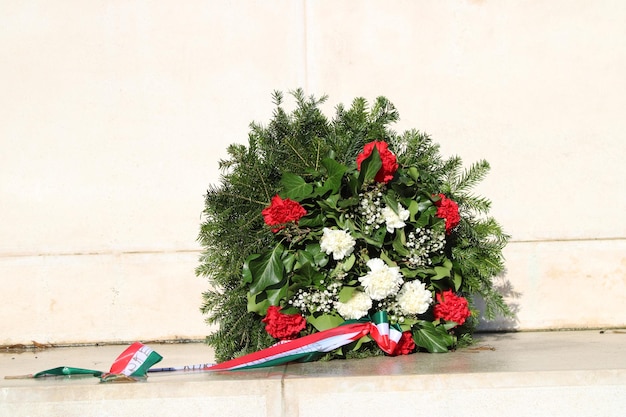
[252, 159, 272, 202]
[452, 160, 490, 195]
[217, 191, 268, 206]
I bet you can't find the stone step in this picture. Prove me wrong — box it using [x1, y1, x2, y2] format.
[2, 330, 625, 417]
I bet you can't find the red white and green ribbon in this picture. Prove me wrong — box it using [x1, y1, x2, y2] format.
[207, 311, 403, 371]
[10, 341, 163, 381]
[10, 312, 404, 380]
[368, 311, 404, 355]
[102, 341, 163, 378]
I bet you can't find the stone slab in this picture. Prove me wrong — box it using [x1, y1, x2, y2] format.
[2, 331, 625, 417]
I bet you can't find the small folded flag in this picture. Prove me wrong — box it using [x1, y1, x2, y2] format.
[4, 341, 163, 382]
[104, 341, 163, 378]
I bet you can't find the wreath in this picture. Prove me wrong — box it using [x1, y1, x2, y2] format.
[197, 90, 511, 362]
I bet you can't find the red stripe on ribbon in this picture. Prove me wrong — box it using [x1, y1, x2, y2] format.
[206, 313, 407, 371]
[207, 322, 371, 371]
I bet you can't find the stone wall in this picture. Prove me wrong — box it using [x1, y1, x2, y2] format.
[1, 0, 624, 344]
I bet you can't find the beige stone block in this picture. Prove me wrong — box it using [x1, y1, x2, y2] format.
[0, 252, 211, 345]
[2, 0, 626, 346]
[305, 1, 626, 242]
[0, 0, 304, 255]
[479, 239, 626, 330]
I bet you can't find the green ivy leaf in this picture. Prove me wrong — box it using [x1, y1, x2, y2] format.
[413, 321, 456, 353]
[242, 253, 260, 284]
[407, 199, 419, 222]
[319, 158, 348, 195]
[293, 263, 324, 287]
[337, 285, 357, 303]
[282, 252, 296, 273]
[337, 196, 359, 209]
[453, 272, 462, 291]
[431, 258, 453, 281]
[341, 253, 356, 271]
[298, 212, 324, 228]
[306, 243, 328, 267]
[399, 267, 419, 278]
[392, 230, 410, 256]
[247, 243, 285, 294]
[379, 250, 397, 267]
[357, 144, 382, 186]
[246, 285, 288, 315]
[320, 193, 341, 210]
[358, 225, 386, 248]
[382, 190, 399, 211]
[294, 248, 314, 269]
[266, 285, 288, 306]
[247, 291, 271, 315]
[281, 172, 313, 200]
[307, 312, 345, 331]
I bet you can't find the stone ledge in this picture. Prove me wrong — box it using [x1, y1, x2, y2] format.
[2, 330, 625, 417]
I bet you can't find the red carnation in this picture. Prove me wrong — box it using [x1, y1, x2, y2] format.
[356, 141, 398, 183]
[433, 290, 471, 327]
[393, 331, 416, 356]
[261, 195, 307, 232]
[262, 306, 307, 340]
[435, 193, 460, 234]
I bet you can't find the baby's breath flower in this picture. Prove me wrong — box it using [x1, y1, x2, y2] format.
[405, 227, 445, 267]
[289, 282, 342, 314]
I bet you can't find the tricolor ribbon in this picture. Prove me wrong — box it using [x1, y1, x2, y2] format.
[206, 311, 404, 371]
[6, 341, 163, 382]
[6, 312, 406, 380]
[100, 341, 163, 381]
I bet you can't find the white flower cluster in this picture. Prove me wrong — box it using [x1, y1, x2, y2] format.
[320, 228, 356, 260]
[334, 257, 433, 323]
[405, 227, 445, 266]
[358, 258, 403, 300]
[289, 281, 341, 314]
[381, 203, 410, 233]
[335, 290, 372, 320]
[395, 280, 432, 315]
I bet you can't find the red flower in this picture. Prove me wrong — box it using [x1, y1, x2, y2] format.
[433, 290, 471, 327]
[356, 141, 398, 183]
[435, 194, 460, 234]
[393, 331, 416, 355]
[261, 195, 307, 232]
[262, 306, 307, 340]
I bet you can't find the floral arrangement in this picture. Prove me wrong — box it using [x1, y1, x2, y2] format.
[198, 90, 511, 362]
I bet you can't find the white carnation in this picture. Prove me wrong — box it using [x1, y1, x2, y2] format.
[320, 228, 356, 260]
[335, 291, 372, 320]
[382, 203, 410, 233]
[358, 258, 403, 301]
[396, 280, 432, 315]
